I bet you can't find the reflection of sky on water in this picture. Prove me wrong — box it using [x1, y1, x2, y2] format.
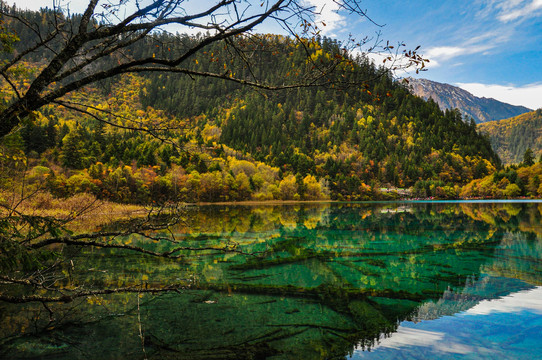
[352, 286, 542, 359]
[464, 287, 542, 316]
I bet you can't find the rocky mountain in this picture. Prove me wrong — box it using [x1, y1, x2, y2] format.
[406, 77, 531, 123]
[478, 109, 542, 164]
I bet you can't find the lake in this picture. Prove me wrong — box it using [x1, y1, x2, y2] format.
[1, 201, 542, 359]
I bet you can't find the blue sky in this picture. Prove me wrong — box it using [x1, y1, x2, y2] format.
[11, 0, 542, 109]
[307, 0, 542, 109]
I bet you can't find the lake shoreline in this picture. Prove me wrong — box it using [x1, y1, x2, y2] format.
[190, 198, 542, 206]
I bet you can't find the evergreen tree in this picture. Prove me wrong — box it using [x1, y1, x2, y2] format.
[523, 147, 534, 167]
[60, 126, 88, 169]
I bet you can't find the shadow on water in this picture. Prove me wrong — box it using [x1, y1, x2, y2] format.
[1, 202, 542, 359]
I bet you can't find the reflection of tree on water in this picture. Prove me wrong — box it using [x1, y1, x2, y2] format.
[411, 276, 535, 323]
[1, 203, 542, 359]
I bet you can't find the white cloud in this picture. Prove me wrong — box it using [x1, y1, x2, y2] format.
[422, 43, 495, 68]
[304, 0, 346, 36]
[418, 26, 512, 68]
[12, 0, 88, 13]
[498, 0, 542, 22]
[424, 46, 467, 60]
[465, 287, 542, 315]
[462, 29, 512, 47]
[456, 82, 542, 109]
[479, 0, 542, 22]
[359, 327, 474, 355]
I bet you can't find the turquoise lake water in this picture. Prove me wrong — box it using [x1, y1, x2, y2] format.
[1, 202, 541, 359]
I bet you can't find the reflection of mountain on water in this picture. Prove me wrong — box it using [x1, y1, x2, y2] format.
[1, 202, 542, 359]
[354, 285, 542, 359]
[482, 231, 542, 286]
[411, 227, 542, 322]
[411, 276, 534, 322]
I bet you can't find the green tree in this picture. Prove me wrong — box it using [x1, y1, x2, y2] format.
[60, 125, 88, 169]
[503, 183, 521, 198]
[0, 0, 425, 141]
[523, 148, 535, 167]
[279, 174, 299, 200]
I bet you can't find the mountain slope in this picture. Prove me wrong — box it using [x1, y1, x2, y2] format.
[478, 109, 542, 164]
[406, 77, 531, 123]
[139, 34, 501, 192]
[0, 6, 503, 202]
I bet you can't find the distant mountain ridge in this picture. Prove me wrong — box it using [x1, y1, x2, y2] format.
[406, 77, 531, 123]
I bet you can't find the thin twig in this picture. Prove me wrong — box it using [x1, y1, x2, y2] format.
[137, 291, 148, 360]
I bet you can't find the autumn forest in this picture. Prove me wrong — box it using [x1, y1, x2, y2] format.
[1, 3, 541, 205]
[2, 2, 542, 358]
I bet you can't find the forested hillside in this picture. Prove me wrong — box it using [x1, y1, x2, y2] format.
[138, 33, 499, 197]
[478, 110, 542, 164]
[1, 5, 502, 202]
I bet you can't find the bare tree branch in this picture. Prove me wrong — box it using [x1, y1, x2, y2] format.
[0, 0, 428, 139]
[0, 283, 186, 303]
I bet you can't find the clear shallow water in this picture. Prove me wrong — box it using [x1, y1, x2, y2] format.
[1, 202, 542, 359]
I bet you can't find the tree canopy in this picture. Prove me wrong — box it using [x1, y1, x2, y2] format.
[0, 0, 426, 140]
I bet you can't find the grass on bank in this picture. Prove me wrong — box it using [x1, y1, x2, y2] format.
[0, 191, 146, 231]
